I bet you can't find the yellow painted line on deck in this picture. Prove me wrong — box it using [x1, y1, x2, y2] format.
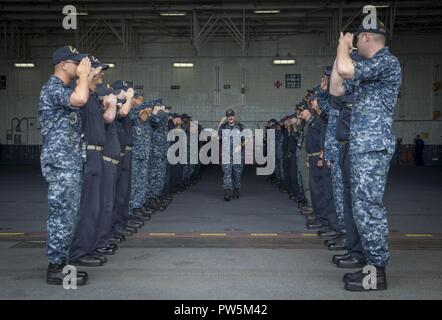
[404, 234, 433, 237]
[0, 232, 25, 236]
[149, 233, 176, 236]
[301, 233, 317, 237]
[250, 233, 278, 237]
[199, 233, 227, 237]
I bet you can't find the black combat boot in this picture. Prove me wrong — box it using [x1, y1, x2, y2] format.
[127, 219, 143, 228]
[69, 254, 104, 267]
[152, 198, 166, 211]
[125, 225, 138, 233]
[93, 253, 108, 264]
[132, 208, 150, 221]
[336, 256, 366, 269]
[233, 188, 240, 199]
[143, 201, 156, 215]
[224, 189, 231, 201]
[332, 252, 352, 264]
[46, 262, 88, 286]
[306, 220, 324, 229]
[147, 198, 162, 211]
[328, 237, 347, 251]
[344, 266, 387, 291]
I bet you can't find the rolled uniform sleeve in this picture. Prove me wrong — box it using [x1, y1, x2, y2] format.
[317, 92, 332, 114]
[53, 86, 75, 110]
[343, 79, 356, 96]
[353, 56, 390, 82]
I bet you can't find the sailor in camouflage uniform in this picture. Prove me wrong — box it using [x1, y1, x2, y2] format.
[217, 109, 246, 201]
[39, 46, 91, 286]
[129, 99, 154, 219]
[146, 101, 169, 211]
[330, 22, 401, 291]
[274, 121, 284, 186]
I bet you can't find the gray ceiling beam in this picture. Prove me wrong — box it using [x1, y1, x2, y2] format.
[1, 1, 442, 11]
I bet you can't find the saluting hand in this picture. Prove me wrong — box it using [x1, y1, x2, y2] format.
[107, 94, 117, 106]
[88, 66, 103, 82]
[152, 105, 160, 115]
[219, 116, 227, 124]
[338, 32, 353, 50]
[76, 57, 91, 77]
[125, 87, 135, 98]
[320, 76, 329, 91]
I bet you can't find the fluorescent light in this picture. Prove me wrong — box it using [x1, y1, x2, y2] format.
[173, 62, 194, 68]
[14, 63, 35, 68]
[273, 59, 295, 65]
[254, 10, 280, 14]
[160, 12, 187, 16]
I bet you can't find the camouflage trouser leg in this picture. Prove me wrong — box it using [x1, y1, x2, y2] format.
[45, 168, 81, 264]
[222, 164, 243, 190]
[130, 158, 148, 209]
[148, 155, 168, 197]
[189, 164, 196, 177]
[274, 154, 281, 180]
[145, 164, 153, 200]
[350, 150, 393, 267]
[232, 164, 243, 189]
[331, 162, 345, 232]
[183, 164, 191, 184]
[222, 164, 233, 190]
[277, 156, 284, 182]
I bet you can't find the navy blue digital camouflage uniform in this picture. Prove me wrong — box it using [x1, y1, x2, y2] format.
[129, 102, 151, 210]
[144, 107, 155, 200]
[344, 47, 401, 267]
[181, 122, 192, 185]
[147, 110, 169, 198]
[39, 75, 82, 264]
[219, 121, 245, 191]
[274, 127, 284, 183]
[288, 130, 306, 202]
[282, 127, 292, 191]
[317, 112, 337, 228]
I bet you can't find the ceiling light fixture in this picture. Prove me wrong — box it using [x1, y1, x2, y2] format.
[173, 62, 194, 68]
[160, 12, 187, 16]
[14, 63, 35, 68]
[273, 59, 295, 65]
[254, 10, 281, 14]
